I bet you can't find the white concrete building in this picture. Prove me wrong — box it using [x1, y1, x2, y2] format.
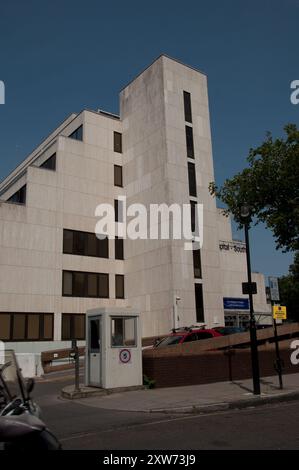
[0, 55, 270, 354]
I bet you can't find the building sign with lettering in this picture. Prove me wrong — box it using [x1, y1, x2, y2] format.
[223, 298, 249, 310]
[219, 241, 246, 253]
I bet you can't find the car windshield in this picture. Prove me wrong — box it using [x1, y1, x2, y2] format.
[156, 335, 183, 347]
[0, 350, 25, 404]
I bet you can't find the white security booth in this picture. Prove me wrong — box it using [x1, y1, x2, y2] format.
[85, 307, 142, 389]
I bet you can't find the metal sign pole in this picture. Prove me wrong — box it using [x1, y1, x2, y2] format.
[71, 339, 80, 392]
[273, 315, 283, 390]
[269, 278, 284, 390]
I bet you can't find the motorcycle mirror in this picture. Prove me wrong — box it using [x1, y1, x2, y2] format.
[26, 378, 35, 395]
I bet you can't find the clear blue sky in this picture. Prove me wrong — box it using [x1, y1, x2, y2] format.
[0, 0, 298, 278]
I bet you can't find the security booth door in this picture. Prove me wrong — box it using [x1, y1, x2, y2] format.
[88, 316, 101, 386]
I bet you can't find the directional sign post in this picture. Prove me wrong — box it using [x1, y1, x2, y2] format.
[272, 305, 287, 390]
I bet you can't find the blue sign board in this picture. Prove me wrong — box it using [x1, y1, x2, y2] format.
[223, 297, 249, 310]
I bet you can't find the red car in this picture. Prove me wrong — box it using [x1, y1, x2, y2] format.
[154, 326, 222, 348]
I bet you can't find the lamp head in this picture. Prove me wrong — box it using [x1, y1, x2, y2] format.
[240, 204, 251, 219]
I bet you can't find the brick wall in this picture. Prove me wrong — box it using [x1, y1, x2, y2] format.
[143, 341, 299, 388]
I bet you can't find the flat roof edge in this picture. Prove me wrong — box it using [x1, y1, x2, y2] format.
[120, 54, 207, 93]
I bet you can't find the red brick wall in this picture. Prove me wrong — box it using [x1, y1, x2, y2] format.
[143, 344, 298, 388]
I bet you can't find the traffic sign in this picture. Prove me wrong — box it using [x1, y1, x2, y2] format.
[269, 277, 280, 301]
[273, 305, 287, 320]
[242, 282, 257, 295]
[119, 349, 131, 364]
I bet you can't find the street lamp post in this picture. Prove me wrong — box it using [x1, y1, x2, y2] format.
[241, 205, 261, 395]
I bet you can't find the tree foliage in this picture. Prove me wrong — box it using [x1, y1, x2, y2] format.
[209, 124, 299, 252]
[279, 252, 299, 321]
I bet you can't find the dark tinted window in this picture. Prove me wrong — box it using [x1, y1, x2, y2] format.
[99, 273, 109, 298]
[114, 199, 123, 222]
[193, 248, 202, 279]
[185, 126, 194, 158]
[188, 162, 197, 197]
[8, 185, 26, 204]
[183, 333, 198, 343]
[62, 271, 109, 298]
[0, 313, 53, 341]
[115, 274, 125, 299]
[73, 272, 85, 297]
[40, 153, 56, 171]
[195, 283, 204, 322]
[197, 332, 213, 340]
[190, 201, 197, 233]
[115, 237, 124, 260]
[114, 165, 123, 187]
[62, 314, 85, 340]
[63, 229, 108, 259]
[12, 314, 26, 340]
[114, 132, 122, 153]
[69, 125, 83, 141]
[183, 91, 192, 123]
[0, 314, 10, 340]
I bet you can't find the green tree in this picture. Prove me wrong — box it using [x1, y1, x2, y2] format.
[279, 252, 299, 321]
[209, 124, 299, 252]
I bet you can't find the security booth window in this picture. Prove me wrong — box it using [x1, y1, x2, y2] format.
[111, 317, 137, 347]
[90, 318, 100, 352]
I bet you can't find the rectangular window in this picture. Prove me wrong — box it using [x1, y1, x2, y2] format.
[188, 162, 197, 197]
[193, 248, 202, 279]
[86, 232, 98, 257]
[195, 283, 205, 322]
[114, 199, 123, 223]
[0, 314, 10, 340]
[87, 273, 98, 297]
[114, 165, 123, 187]
[8, 185, 26, 204]
[115, 237, 124, 260]
[43, 314, 54, 340]
[62, 314, 85, 340]
[62, 271, 109, 298]
[0, 313, 54, 341]
[74, 231, 85, 256]
[63, 229, 108, 259]
[183, 91, 192, 123]
[190, 201, 197, 233]
[115, 274, 125, 299]
[12, 314, 26, 340]
[114, 132, 122, 153]
[185, 126, 194, 158]
[99, 273, 109, 298]
[73, 272, 85, 297]
[62, 271, 73, 296]
[69, 125, 83, 141]
[111, 317, 136, 347]
[27, 314, 40, 340]
[40, 153, 56, 171]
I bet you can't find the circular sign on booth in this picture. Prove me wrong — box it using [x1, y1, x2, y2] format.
[119, 349, 131, 364]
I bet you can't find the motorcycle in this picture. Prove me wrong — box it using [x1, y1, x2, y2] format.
[0, 350, 61, 450]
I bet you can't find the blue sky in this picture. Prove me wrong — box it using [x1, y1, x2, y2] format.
[0, 0, 298, 278]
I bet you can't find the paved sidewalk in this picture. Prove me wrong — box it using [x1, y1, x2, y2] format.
[62, 373, 299, 414]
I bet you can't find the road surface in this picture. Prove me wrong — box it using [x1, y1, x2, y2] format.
[33, 373, 299, 450]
